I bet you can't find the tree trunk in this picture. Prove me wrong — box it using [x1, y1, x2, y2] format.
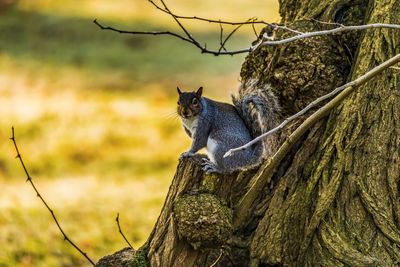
[97, 0, 400, 266]
[243, 0, 400, 266]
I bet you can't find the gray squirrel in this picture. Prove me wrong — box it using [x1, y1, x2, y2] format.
[177, 80, 281, 174]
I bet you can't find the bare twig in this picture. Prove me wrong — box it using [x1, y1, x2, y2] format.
[94, 0, 400, 56]
[256, 23, 400, 47]
[93, 19, 250, 56]
[95, 10, 400, 56]
[93, 0, 302, 56]
[147, 0, 299, 36]
[116, 213, 134, 249]
[225, 53, 400, 158]
[146, 0, 302, 36]
[157, 0, 249, 56]
[209, 249, 223, 267]
[233, 53, 400, 227]
[311, 18, 344, 27]
[218, 23, 227, 52]
[10, 127, 95, 266]
[274, 25, 304, 35]
[158, 0, 196, 44]
[93, 19, 193, 44]
[251, 23, 258, 38]
[147, 0, 270, 26]
[218, 23, 245, 53]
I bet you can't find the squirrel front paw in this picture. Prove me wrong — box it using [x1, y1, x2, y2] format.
[180, 151, 195, 160]
[201, 158, 219, 174]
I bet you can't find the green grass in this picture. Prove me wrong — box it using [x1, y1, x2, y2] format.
[0, 7, 250, 88]
[0, 1, 279, 266]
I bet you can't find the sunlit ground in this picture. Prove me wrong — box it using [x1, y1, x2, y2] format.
[0, 0, 279, 266]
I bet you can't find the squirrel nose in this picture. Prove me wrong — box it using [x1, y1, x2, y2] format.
[183, 110, 189, 117]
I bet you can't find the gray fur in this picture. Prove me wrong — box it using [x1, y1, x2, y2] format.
[181, 97, 262, 173]
[232, 79, 282, 158]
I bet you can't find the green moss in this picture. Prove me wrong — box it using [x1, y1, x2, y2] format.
[199, 173, 219, 193]
[173, 194, 232, 249]
[130, 247, 148, 267]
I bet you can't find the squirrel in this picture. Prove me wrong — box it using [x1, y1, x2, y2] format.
[177, 80, 281, 174]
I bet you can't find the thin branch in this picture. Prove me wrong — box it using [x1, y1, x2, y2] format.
[10, 127, 95, 266]
[93, 0, 301, 56]
[96, 0, 400, 57]
[274, 25, 304, 35]
[233, 53, 400, 227]
[146, 0, 303, 36]
[158, 0, 197, 44]
[251, 23, 258, 38]
[158, 0, 250, 56]
[256, 23, 400, 48]
[209, 249, 223, 267]
[147, 0, 307, 37]
[93, 19, 193, 44]
[225, 52, 400, 157]
[147, 0, 270, 26]
[218, 23, 245, 53]
[311, 18, 344, 27]
[218, 23, 227, 52]
[116, 213, 134, 249]
[93, 19, 250, 56]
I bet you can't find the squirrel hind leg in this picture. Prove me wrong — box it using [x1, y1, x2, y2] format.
[201, 158, 220, 174]
[223, 149, 259, 173]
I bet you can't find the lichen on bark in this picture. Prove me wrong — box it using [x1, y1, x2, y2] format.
[173, 193, 232, 249]
[95, 247, 147, 267]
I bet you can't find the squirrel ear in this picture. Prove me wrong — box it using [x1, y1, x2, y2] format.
[177, 87, 182, 95]
[196, 87, 203, 97]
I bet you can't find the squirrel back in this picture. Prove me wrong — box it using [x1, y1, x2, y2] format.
[232, 79, 282, 158]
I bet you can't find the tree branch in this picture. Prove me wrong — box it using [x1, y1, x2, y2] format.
[116, 213, 134, 249]
[93, 0, 299, 56]
[146, 0, 304, 36]
[218, 23, 227, 52]
[225, 53, 400, 158]
[93, 19, 250, 56]
[94, 0, 400, 56]
[218, 22, 246, 53]
[256, 23, 400, 48]
[157, 0, 197, 44]
[146, 0, 270, 26]
[10, 127, 95, 266]
[93, 19, 193, 44]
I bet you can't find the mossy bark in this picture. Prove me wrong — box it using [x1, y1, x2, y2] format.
[146, 155, 257, 266]
[242, 0, 400, 266]
[96, 1, 400, 266]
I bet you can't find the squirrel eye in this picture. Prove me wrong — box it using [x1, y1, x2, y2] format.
[192, 98, 198, 105]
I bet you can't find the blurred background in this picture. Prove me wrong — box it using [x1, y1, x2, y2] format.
[0, 0, 279, 266]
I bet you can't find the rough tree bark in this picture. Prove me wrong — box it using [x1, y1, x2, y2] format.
[96, 0, 400, 266]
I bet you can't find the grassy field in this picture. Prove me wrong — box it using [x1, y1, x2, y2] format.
[0, 1, 279, 266]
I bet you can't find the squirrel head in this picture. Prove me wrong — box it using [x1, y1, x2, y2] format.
[176, 87, 203, 119]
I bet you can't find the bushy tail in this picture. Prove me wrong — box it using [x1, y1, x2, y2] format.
[232, 79, 282, 158]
